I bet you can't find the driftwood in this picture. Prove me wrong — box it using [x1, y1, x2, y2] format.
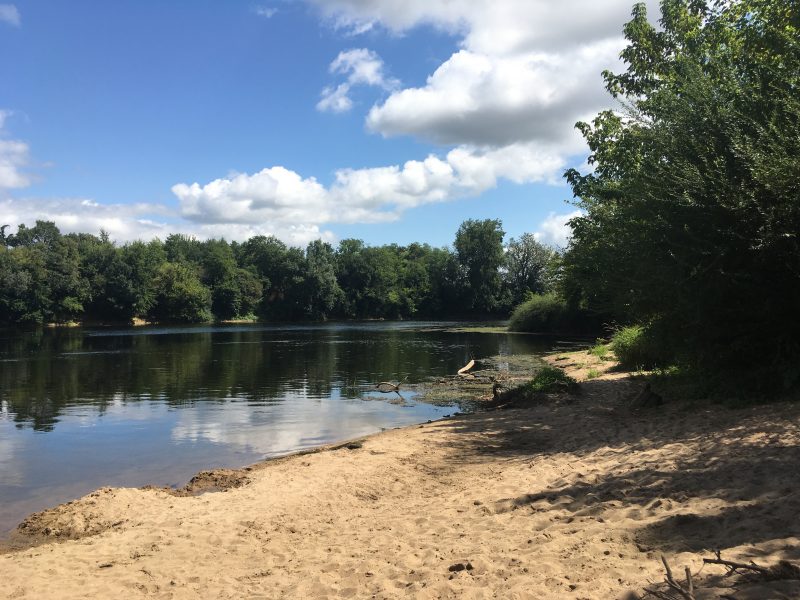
[457, 359, 476, 376]
[373, 381, 404, 400]
[375, 382, 400, 393]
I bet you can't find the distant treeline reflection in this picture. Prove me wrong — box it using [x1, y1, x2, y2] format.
[0, 325, 547, 431]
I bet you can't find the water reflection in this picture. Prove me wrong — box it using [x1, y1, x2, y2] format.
[0, 322, 550, 535]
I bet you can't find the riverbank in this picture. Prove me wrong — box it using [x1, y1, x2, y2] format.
[2, 351, 799, 599]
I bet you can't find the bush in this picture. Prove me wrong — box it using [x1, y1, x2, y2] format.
[508, 293, 600, 334]
[611, 325, 669, 370]
[525, 366, 578, 393]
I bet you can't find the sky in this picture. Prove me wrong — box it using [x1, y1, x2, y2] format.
[0, 0, 660, 248]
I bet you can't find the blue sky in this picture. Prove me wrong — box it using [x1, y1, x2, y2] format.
[0, 0, 658, 247]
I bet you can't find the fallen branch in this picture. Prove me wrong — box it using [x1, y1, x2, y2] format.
[374, 382, 400, 393]
[645, 556, 695, 600]
[373, 381, 405, 400]
[703, 550, 800, 580]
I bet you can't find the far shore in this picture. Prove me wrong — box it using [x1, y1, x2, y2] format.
[2, 351, 799, 599]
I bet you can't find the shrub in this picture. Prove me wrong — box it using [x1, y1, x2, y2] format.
[508, 293, 601, 334]
[524, 366, 578, 393]
[611, 325, 668, 370]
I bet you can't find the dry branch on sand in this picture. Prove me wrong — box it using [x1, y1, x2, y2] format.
[644, 552, 800, 599]
[703, 550, 800, 581]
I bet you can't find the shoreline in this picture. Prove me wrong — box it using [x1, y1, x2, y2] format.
[2, 351, 799, 598]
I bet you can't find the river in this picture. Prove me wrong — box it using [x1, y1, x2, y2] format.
[0, 322, 551, 536]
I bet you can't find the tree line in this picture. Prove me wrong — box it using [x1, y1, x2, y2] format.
[0, 219, 557, 325]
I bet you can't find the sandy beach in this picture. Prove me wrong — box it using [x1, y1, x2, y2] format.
[2, 353, 799, 599]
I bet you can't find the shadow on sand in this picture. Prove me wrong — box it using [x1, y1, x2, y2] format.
[427, 374, 800, 564]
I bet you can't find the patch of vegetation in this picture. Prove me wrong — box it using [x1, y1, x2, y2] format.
[508, 293, 601, 334]
[588, 341, 611, 361]
[611, 325, 670, 371]
[586, 368, 601, 380]
[523, 366, 578, 393]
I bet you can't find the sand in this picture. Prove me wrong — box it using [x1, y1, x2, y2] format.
[2, 352, 799, 599]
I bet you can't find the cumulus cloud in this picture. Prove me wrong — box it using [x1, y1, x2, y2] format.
[0, 140, 30, 190]
[367, 43, 619, 147]
[309, 0, 659, 54]
[313, 0, 659, 151]
[171, 142, 566, 231]
[317, 83, 353, 113]
[0, 4, 20, 27]
[534, 210, 583, 248]
[317, 48, 398, 113]
[0, 111, 31, 191]
[0, 197, 336, 247]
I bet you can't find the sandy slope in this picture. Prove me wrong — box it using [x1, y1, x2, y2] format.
[2, 353, 799, 599]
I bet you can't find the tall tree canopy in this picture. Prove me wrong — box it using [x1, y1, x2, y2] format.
[562, 0, 800, 388]
[455, 219, 506, 314]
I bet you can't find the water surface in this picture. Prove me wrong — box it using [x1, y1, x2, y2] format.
[0, 322, 550, 535]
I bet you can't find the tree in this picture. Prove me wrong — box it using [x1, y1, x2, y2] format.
[562, 0, 800, 388]
[1, 222, 87, 323]
[296, 240, 342, 319]
[503, 234, 558, 307]
[454, 219, 505, 314]
[146, 262, 212, 323]
[120, 240, 166, 318]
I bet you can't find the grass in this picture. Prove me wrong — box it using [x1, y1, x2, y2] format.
[588, 340, 612, 361]
[586, 368, 601, 380]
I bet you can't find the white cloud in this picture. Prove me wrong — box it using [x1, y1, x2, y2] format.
[254, 6, 277, 18]
[0, 197, 335, 247]
[309, 1, 659, 54]
[330, 48, 396, 88]
[0, 111, 31, 191]
[317, 48, 398, 113]
[171, 142, 567, 231]
[317, 83, 353, 113]
[0, 4, 20, 27]
[0, 140, 30, 189]
[534, 210, 583, 248]
[367, 42, 620, 147]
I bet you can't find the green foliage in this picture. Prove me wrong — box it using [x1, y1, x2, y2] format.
[146, 262, 212, 323]
[0, 218, 560, 325]
[589, 341, 611, 361]
[503, 233, 559, 307]
[524, 366, 578, 393]
[454, 219, 505, 314]
[562, 0, 800, 391]
[508, 293, 601, 334]
[610, 325, 669, 370]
